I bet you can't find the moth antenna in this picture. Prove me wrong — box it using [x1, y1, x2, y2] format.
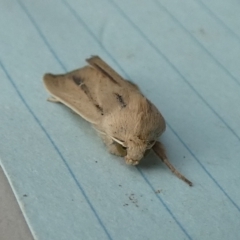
[153, 141, 193, 187]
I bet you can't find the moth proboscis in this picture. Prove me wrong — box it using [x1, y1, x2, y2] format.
[43, 55, 192, 187]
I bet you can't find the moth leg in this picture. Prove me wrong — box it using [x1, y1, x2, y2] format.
[153, 141, 193, 186]
[101, 135, 127, 157]
[47, 96, 61, 103]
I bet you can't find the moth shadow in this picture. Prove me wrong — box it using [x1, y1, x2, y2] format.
[138, 150, 164, 170]
[58, 103, 97, 135]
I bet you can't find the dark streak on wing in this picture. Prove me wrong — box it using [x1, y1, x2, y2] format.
[95, 104, 104, 115]
[72, 76, 104, 115]
[91, 63, 120, 85]
[80, 83, 104, 115]
[115, 93, 127, 108]
[72, 76, 84, 86]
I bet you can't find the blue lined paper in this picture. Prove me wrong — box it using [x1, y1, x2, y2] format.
[0, 0, 240, 239]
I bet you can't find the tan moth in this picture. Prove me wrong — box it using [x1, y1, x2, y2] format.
[43, 56, 192, 186]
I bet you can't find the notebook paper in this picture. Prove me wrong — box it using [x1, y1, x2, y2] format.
[0, 0, 240, 239]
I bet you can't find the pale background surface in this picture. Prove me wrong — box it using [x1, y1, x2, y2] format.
[0, 0, 240, 240]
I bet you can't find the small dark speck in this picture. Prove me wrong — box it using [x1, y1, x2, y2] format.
[119, 185, 122, 187]
[123, 204, 129, 206]
[136, 205, 139, 208]
[200, 28, 205, 34]
[23, 194, 28, 197]
[155, 189, 161, 194]
[183, 156, 186, 158]
[95, 161, 98, 163]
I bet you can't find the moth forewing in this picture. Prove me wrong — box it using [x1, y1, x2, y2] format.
[86, 55, 125, 85]
[43, 67, 105, 124]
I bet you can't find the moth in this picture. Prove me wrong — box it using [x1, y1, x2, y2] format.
[43, 56, 192, 186]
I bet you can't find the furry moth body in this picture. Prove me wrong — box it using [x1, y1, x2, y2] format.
[43, 56, 192, 186]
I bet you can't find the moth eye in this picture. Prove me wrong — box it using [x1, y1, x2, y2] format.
[122, 146, 128, 150]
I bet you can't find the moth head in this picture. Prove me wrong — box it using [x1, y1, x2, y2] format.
[103, 95, 166, 165]
[111, 136, 156, 165]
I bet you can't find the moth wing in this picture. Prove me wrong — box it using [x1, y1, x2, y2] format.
[86, 56, 142, 112]
[43, 56, 142, 125]
[86, 56, 125, 85]
[43, 66, 104, 124]
[87, 56, 140, 91]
